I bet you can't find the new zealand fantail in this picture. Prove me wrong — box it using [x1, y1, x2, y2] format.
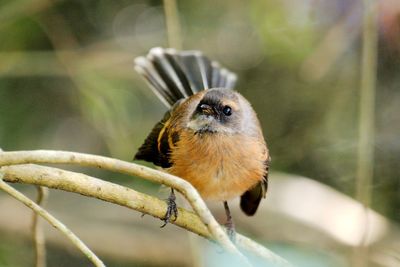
[134, 47, 270, 236]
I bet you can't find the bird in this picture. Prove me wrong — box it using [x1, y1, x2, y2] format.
[133, 47, 270, 238]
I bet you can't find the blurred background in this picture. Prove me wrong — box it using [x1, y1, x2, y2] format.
[0, 0, 399, 266]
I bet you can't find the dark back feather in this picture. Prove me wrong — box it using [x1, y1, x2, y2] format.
[133, 110, 172, 168]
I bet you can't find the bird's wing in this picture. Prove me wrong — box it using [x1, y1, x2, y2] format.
[240, 158, 270, 216]
[134, 100, 183, 168]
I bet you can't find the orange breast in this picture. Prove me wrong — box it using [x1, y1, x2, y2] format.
[168, 131, 267, 201]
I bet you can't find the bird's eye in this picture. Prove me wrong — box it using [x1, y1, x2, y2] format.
[222, 106, 232, 116]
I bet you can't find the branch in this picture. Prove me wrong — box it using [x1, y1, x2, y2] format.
[163, 0, 182, 49]
[354, 1, 378, 266]
[0, 151, 239, 252]
[2, 164, 210, 236]
[0, 150, 292, 266]
[32, 186, 48, 267]
[0, 173, 105, 267]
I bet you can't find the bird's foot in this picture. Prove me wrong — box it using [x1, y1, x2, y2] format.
[223, 201, 236, 242]
[224, 220, 236, 242]
[160, 189, 178, 228]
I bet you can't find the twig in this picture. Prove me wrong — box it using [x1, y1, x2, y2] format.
[356, 0, 378, 220]
[237, 235, 292, 267]
[2, 164, 209, 236]
[354, 0, 378, 266]
[2, 164, 291, 266]
[163, 0, 182, 49]
[0, 151, 240, 255]
[0, 153, 292, 267]
[32, 186, 49, 267]
[0, 174, 105, 267]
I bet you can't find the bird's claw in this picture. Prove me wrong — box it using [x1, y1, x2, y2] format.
[223, 201, 236, 242]
[224, 220, 236, 242]
[160, 190, 178, 228]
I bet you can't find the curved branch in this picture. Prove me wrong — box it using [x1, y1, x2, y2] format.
[0, 174, 105, 267]
[32, 186, 48, 267]
[2, 164, 210, 237]
[0, 150, 239, 253]
[0, 151, 292, 266]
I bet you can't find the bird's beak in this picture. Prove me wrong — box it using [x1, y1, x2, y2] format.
[199, 104, 215, 116]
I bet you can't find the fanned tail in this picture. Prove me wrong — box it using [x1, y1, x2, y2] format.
[134, 47, 237, 108]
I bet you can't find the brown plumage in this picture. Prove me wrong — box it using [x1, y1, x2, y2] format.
[133, 48, 270, 232]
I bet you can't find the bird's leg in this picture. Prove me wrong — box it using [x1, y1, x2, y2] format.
[223, 201, 236, 242]
[160, 188, 178, 228]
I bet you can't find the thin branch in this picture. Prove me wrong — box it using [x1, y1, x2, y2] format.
[356, 0, 378, 219]
[0, 150, 241, 256]
[0, 157, 291, 267]
[354, 0, 378, 266]
[2, 164, 209, 236]
[32, 186, 49, 267]
[237, 235, 291, 266]
[0, 174, 105, 267]
[163, 0, 182, 49]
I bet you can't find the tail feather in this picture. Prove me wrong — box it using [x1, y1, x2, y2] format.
[224, 71, 237, 89]
[134, 47, 237, 108]
[211, 62, 221, 88]
[149, 48, 189, 99]
[218, 68, 227, 88]
[163, 52, 193, 96]
[134, 57, 175, 108]
[178, 51, 209, 92]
